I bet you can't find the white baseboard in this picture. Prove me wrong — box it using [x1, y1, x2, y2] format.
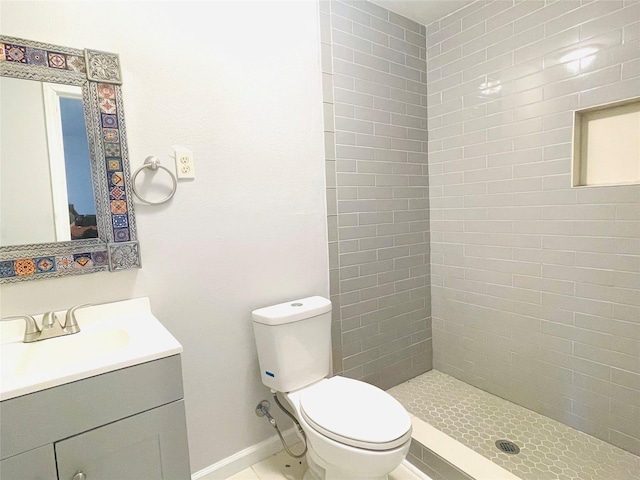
[192, 428, 297, 480]
[192, 428, 435, 480]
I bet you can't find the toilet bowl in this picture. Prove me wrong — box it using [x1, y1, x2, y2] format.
[284, 376, 412, 480]
[252, 296, 413, 480]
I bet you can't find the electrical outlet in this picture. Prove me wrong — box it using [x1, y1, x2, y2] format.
[174, 147, 195, 179]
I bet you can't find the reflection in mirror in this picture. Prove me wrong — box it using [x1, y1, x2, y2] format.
[1, 76, 55, 245]
[0, 35, 140, 282]
[0, 78, 96, 246]
[58, 94, 98, 240]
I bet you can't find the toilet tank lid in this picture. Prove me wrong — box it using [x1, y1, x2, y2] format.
[252, 296, 331, 326]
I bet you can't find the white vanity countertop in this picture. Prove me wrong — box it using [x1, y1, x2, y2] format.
[0, 297, 182, 401]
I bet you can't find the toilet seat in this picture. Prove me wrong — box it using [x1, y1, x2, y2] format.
[299, 376, 412, 451]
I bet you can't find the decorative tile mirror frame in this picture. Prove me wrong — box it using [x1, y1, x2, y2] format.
[0, 35, 140, 283]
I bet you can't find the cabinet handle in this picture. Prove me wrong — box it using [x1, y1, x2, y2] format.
[72, 472, 87, 480]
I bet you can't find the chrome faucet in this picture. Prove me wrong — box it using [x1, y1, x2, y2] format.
[3, 304, 90, 343]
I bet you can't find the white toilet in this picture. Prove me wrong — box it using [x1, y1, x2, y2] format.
[252, 296, 412, 480]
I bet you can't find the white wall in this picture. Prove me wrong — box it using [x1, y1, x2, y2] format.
[0, 0, 328, 473]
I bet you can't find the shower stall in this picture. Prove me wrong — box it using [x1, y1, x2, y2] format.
[320, 0, 640, 478]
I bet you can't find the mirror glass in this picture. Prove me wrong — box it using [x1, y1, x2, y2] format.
[0, 35, 140, 283]
[0, 77, 97, 246]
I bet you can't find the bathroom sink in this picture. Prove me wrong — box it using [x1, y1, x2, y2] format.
[2, 329, 130, 377]
[0, 298, 182, 401]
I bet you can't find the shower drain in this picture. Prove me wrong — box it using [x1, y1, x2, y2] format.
[495, 439, 521, 454]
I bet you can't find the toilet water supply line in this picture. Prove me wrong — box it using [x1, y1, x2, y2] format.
[255, 391, 308, 458]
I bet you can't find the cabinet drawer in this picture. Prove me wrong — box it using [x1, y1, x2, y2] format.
[1, 355, 183, 460]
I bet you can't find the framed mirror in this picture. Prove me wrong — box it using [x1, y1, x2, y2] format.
[0, 35, 140, 283]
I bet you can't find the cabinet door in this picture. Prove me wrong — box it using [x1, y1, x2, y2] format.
[55, 400, 190, 480]
[0, 444, 57, 480]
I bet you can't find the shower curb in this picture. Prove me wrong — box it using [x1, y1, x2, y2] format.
[408, 416, 520, 480]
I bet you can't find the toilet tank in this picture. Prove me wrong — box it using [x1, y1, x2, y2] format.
[252, 296, 332, 392]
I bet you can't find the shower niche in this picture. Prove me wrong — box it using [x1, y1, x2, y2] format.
[572, 97, 640, 187]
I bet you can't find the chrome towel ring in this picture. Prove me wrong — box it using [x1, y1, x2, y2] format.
[132, 156, 177, 205]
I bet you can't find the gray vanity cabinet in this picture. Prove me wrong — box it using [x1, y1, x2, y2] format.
[0, 445, 57, 479]
[56, 400, 189, 480]
[0, 355, 190, 480]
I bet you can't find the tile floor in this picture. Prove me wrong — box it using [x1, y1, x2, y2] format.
[226, 369, 639, 479]
[224, 447, 426, 480]
[388, 370, 640, 480]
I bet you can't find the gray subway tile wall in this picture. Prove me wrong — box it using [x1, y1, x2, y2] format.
[321, 0, 432, 390]
[427, 0, 640, 456]
[321, 0, 639, 458]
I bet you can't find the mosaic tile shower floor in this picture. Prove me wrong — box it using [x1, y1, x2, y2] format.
[388, 370, 639, 480]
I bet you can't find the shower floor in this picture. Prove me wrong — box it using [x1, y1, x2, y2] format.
[388, 370, 639, 480]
